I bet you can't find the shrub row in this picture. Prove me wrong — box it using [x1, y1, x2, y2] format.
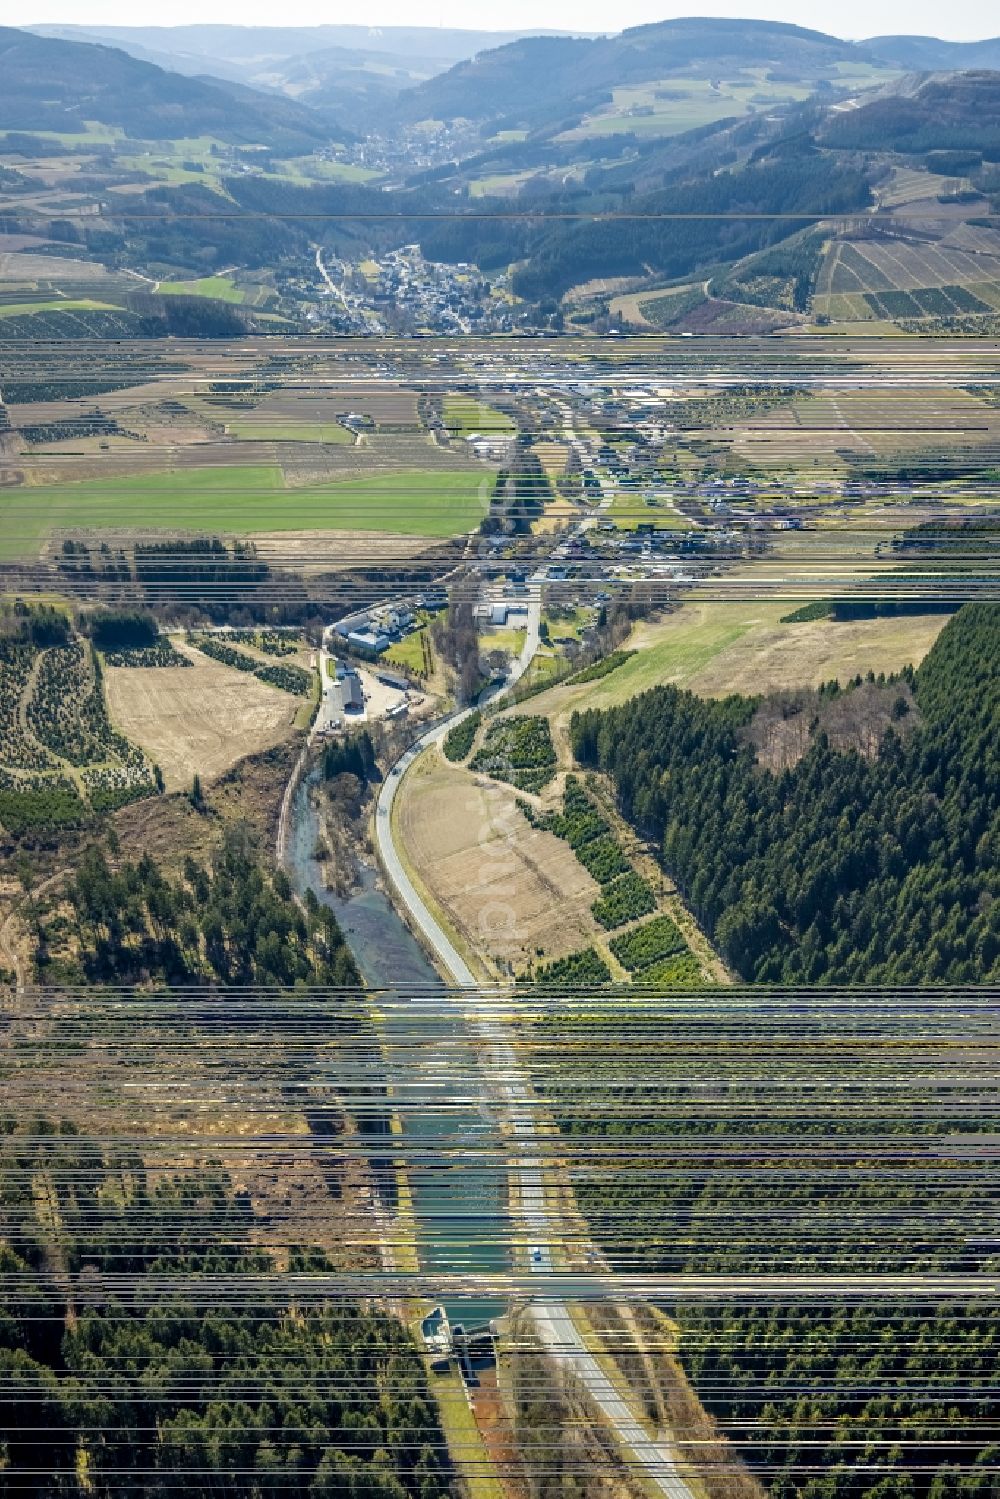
[443, 710, 481, 762]
[632, 952, 704, 988]
[532, 947, 612, 988]
[566, 650, 637, 685]
[189, 634, 310, 695]
[102, 639, 191, 668]
[575, 833, 631, 885]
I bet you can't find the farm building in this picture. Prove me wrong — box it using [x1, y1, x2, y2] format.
[335, 610, 371, 638]
[341, 673, 364, 713]
[347, 629, 390, 654]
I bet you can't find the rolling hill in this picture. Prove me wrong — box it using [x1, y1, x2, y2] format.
[862, 33, 1000, 71]
[390, 18, 884, 128]
[0, 26, 329, 149]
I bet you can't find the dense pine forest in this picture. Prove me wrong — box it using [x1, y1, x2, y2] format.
[0, 1118, 453, 1497]
[535, 1011, 1000, 1499]
[33, 826, 360, 988]
[555, 602, 1000, 1496]
[570, 602, 1000, 984]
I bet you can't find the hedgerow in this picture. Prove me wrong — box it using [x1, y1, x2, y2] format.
[566, 651, 637, 685]
[443, 711, 481, 762]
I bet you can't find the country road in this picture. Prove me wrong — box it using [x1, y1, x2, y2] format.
[372, 580, 698, 1499]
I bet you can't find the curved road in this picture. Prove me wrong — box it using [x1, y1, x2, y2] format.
[373, 581, 697, 1499]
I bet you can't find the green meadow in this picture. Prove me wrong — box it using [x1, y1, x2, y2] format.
[0, 465, 493, 560]
[157, 276, 245, 303]
[442, 396, 515, 436]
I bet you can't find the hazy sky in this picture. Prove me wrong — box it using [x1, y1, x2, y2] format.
[21, 0, 1000, 39]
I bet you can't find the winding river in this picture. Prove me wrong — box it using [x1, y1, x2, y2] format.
[286, 766, 508, 1326]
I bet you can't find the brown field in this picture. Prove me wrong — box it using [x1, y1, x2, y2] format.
[104, 642, 301, 790]
[731, 385, 999, 467]
[395, 751, 603, 975]
[249, 528, 435, 573]
[687, 610, 948, 695]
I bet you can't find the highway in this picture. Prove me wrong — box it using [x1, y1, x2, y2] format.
[372, 577, 698, 1499]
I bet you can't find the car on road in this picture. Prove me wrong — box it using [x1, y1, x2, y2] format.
[530, 1246, 543, 1264]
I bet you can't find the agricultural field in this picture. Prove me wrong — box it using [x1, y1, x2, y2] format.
[393, 750, 604, 975]
[625, 284, 707, 329]
[877, 165, 971, 207]
[813, 231, 1000, 325]
[222, 416, 355, 444]
[0, 297, 119, 319]
[731, 383, 1000, 469]
[0, 619, 158, 832]
[1, 464, 494, 559]
[0, 249, 132, 295]
[103, 640, 301, 791]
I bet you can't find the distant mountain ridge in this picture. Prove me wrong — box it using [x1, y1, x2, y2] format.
[863, 34, 1000, 70]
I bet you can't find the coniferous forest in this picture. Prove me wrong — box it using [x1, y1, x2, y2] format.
[0, 1118, 454, 1498]
[571, 602, 1000, 985]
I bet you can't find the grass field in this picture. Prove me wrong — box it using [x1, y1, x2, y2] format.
[468, 170, 537, 198]
[608, 490, 691, 530]
[515, 601, 948, 740]
[1, 465, 493, 559]
[442, 396, 514, 437]
[384, 628, 429, 674]
[267, 156, 381, 186]
[482, 627, 527, 658]
[158, 276, 245, 303]
[558, 68, 829, 141]
[0, 298, 119, 318]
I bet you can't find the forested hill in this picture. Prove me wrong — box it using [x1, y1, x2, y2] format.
[571, 602, 1000, 985]
[0, 26, 328, 148]
[821, 69, 1000, 157]
[392, 19, 866, 126]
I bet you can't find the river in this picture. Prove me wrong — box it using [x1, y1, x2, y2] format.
[285, 766, 509, 1327]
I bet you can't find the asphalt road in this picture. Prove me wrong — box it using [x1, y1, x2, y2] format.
[373, 579, 697, 1499]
